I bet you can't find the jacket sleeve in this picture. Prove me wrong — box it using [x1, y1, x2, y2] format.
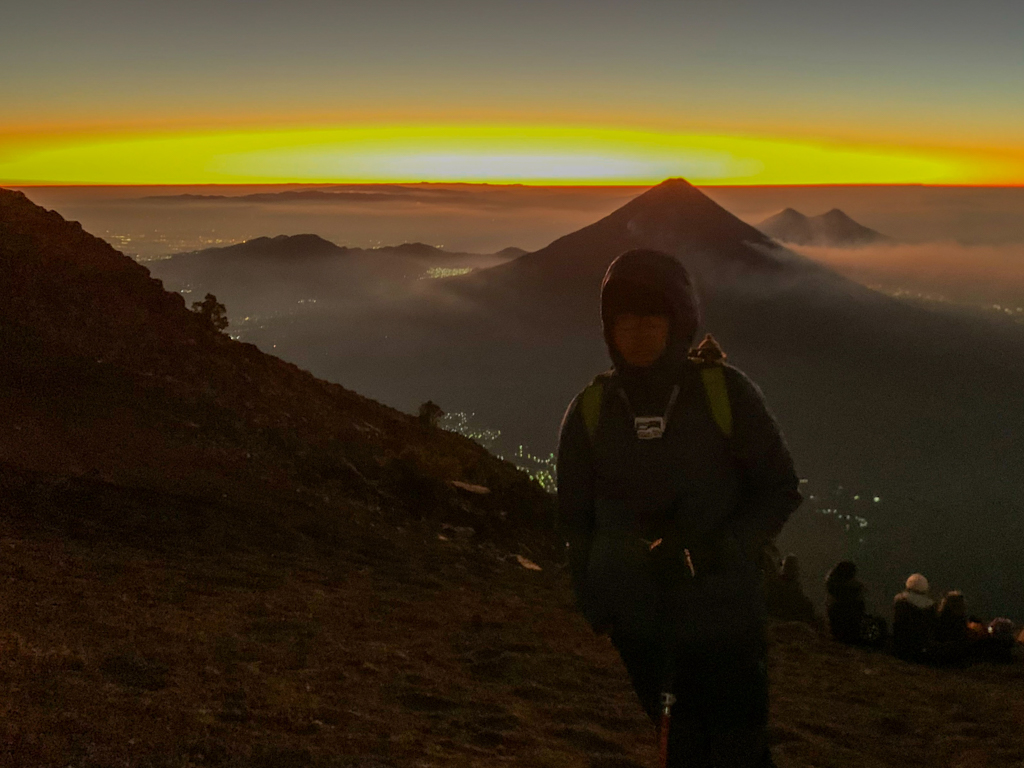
[724, 367, 803, 548]
[555, 394, 596, 604]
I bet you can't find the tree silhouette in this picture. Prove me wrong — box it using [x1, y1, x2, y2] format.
[418, 400, 444, 427]
[191, 293, 229, 332]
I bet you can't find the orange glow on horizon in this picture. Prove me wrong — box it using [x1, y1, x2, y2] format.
[2, 124, 1022, 187]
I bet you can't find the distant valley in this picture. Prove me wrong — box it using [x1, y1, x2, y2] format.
[149, 180, 1024, 618]
[15, 181, 1024, 618]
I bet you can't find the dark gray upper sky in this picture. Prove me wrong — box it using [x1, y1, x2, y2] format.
[4, 0, 1021, 144]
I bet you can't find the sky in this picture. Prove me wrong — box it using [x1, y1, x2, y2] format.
[2, 0, 1023, 185]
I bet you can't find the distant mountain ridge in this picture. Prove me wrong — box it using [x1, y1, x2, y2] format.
[495, 246, 528, 258]
[173, 234, 493, 262]
[184, 234, 350, 260]
[15, 179, 1023, 617]
[141, 185, 499, 206]
[758, 207, 892, 246]
[151, 234, 517, 318]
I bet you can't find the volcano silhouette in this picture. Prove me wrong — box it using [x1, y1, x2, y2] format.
[446, 178, 875, 325]
[469, 178, 797, 290]
[758, 207, 892, 246]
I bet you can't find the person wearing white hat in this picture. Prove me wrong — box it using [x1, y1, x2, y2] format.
[893, 573, 937, 662]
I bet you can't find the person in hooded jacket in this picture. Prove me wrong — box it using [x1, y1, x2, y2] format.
[892, 573, 937, 663]
[556, 249, 802, 768]
[824, 561, 864, 643]
[932, 590, 975, 666]
[983, 618, 1017, 663]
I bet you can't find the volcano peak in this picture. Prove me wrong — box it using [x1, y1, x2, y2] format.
[758, 206, 891, 246]
[454, 178, 814, 301]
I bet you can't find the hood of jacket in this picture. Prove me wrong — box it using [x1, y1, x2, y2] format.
[896, 591, 935, 610]
[600, 249, 701, 376]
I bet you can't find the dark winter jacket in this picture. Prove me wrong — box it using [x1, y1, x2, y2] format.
[556, 250, 802, 644]
[931, 606, 974, 666]
[935, 608, 969, 645]
[892, 592, 937, 662]
[825, 578, 866, 644]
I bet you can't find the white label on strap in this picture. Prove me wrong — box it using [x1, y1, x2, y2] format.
[635, 416, 665, 440]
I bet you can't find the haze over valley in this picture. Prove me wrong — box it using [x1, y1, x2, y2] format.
[19, 182, 1024, 319]
[16, 180, 1024, 618]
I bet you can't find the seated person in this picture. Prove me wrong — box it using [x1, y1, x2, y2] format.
[983, 618, 1017, 664]
[767, 554, 818, 625]
[967, 617, 988, 641]
[892, 574, 937, 663]
[826, 561, 885, 646]
[932, 590, 977, 665]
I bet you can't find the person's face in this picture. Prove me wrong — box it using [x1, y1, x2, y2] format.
[611, 313, 670, 367]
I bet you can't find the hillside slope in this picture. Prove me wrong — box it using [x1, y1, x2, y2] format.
[0, 187, 553, 554]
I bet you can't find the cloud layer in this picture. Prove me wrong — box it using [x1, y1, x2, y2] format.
[793, 241, 1024, 313]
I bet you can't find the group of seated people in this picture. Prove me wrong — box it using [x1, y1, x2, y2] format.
[889, 571, 1018, 665]
[763, 554, 1022, 665]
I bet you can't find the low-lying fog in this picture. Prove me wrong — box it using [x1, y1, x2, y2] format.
[13, 183, 1024, 616]
[790, 242, 1024, 322]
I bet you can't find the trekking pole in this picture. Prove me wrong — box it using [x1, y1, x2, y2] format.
[654, 545, 695, 768]
[658, 687, 677, 768]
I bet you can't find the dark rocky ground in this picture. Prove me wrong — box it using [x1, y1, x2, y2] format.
[1, 475, 1022, 768]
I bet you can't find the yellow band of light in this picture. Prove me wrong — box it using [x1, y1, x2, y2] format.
[1, 124, 1020, 185]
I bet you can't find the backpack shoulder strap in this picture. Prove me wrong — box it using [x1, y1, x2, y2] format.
[689, 333, 733, 439]
[579, 373, 610, 443]
[699, 365, 733, 439]
[578, 348, 734, 443]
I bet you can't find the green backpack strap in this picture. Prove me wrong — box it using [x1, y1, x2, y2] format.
[690, 333, 733, 439]
[579, 377, 606, 442]
[578, 362, 732, 442]
[699, 365, 733, 439]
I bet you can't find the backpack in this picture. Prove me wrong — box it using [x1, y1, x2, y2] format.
[578, 334, 733, 442]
